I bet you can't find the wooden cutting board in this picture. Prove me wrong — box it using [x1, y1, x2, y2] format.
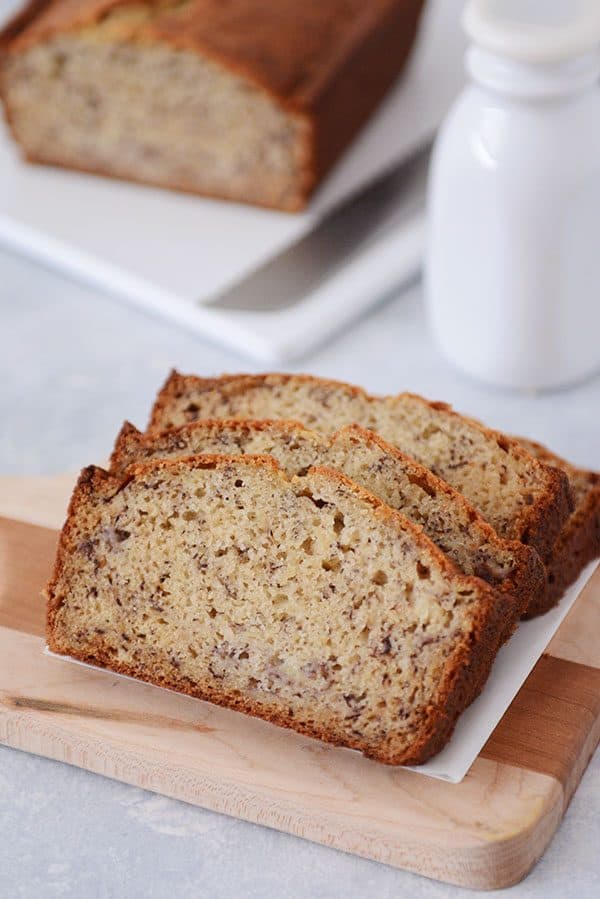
[1, 473, 599, 890]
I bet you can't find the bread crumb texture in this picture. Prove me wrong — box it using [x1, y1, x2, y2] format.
[111, 417, 545, 624]
[1, 2, 311, 210]
[148, 372, 573, 561]
[47, 456, 504, 765]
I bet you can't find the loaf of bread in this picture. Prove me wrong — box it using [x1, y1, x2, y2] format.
[517, 438, 600, 617]
[112, 418, 545, 628]
[46, 454, 509, 766]
[0, 0, 425, 211]
[148, 372, 572, 564]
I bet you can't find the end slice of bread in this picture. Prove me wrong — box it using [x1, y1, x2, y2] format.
[517, 438, 600, 617]
[147, 371, 573, 562]
[46, 454, 508, 766]
[0, 0, 425, 211]
[111, 418, 545, 626]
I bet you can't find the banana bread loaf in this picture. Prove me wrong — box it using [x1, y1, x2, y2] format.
[111, 417, 545, 627]
[148, 371, 572, 563]
[0, 0, 425, 210]
[46, 454, 509, 765]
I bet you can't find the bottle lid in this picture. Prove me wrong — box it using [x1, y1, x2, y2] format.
[463, 0, 600, 63]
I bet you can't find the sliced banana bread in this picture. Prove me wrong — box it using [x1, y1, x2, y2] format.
[46, 455, 508, 766]
[112, 418, 545, 626]
[148, 371, 572, 562]
[517, 438, 600, 617]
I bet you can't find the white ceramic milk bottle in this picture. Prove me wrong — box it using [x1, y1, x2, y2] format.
[425, 0, 600, 390]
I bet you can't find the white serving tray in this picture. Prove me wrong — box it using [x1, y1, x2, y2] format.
[0, 0, 465, 361]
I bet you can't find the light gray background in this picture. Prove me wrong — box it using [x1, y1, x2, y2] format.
[1, 245, 599, 898]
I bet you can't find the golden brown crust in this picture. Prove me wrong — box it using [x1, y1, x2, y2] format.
[45, 463, 114, 631]
[109, 417, 312, 471]
[148, 370, 573, 564]
[0, 0, 425, 208]
[0, 1, 53, 49]
[516, 438, 600, 617]
[46, 452, 510, 765]
[338, 423, 544, 629]
[1, 1, 422, 108]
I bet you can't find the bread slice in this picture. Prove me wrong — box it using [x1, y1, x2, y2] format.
[46, 454, 508, 766]
[517, 438, 600, 617]
[148, 372, 572, 562]
[0, 0, 424, 211]
[112, 418, 545, 626]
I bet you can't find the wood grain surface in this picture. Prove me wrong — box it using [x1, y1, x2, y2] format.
[0, 474, 598, 890]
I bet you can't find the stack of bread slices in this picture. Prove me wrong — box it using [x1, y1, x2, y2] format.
[46, 373, 600, 765]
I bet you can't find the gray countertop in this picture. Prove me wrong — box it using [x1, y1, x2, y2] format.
[1, 245, 599, 898]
